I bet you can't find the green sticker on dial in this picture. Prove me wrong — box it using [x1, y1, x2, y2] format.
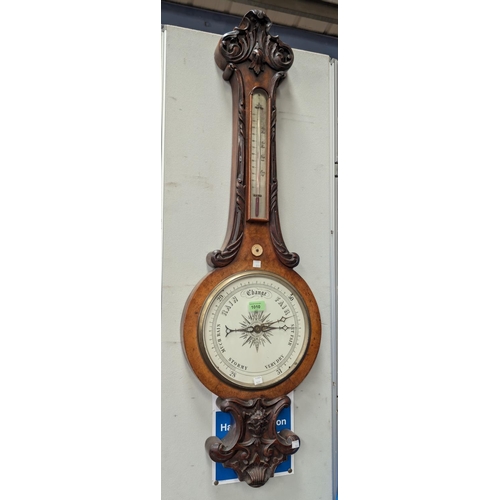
[249, 301, 266, 312]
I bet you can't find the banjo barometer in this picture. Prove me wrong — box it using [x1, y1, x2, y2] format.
[181, 10, 321, 488]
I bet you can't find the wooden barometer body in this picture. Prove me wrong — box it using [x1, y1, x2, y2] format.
[181, 10, 321, 487]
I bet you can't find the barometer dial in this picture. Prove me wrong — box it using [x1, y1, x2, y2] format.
[198, 271, 310, 389]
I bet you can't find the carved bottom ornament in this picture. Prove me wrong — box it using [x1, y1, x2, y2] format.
[205, 396, 300, 487]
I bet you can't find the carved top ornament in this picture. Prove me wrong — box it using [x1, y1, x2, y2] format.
[215, 10, 294, 76]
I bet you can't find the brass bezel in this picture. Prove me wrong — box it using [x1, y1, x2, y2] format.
[197, 270, 311, 390]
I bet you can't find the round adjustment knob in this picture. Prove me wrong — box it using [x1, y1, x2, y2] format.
[251, 244, 263, 257]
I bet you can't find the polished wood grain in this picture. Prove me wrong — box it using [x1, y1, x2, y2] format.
[182, 233, 321, 399]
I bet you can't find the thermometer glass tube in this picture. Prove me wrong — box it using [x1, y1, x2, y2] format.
[249, 89, 269, 221]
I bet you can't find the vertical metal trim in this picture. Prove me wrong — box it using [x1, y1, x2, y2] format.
[161, 26, 167, 310]
[330, 56, 338, 500]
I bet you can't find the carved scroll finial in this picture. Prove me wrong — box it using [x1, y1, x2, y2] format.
[205, 396, 300, 487]
[215, 10, 294, 76]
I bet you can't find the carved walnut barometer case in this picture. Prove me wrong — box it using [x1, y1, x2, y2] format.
[181, 10, 321, 488]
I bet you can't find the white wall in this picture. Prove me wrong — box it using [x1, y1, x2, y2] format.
[162, 24, 336, 499]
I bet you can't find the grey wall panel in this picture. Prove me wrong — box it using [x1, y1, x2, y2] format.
[162, 25, 335, 499]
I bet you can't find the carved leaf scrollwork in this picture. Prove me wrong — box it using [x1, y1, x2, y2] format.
[218, 10, 294, 76]
[207, 67, 246, 268]
[205, 396, 300, 488]
[269, 72, 300, 268]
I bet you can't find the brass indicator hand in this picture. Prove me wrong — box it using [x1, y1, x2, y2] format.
[226, 316, 293, 336]
[226, 325, 255, 337]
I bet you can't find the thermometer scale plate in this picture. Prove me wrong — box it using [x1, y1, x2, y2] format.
[248, 89, 269, 221]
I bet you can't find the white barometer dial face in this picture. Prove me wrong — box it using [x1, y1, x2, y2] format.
[198, 271, 310, 389]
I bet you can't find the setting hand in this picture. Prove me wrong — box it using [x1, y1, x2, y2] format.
[260, 324, 291, 333]
[262, 316, 292, 327]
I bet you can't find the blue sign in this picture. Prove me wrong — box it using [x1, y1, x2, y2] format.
[214, 405, 292, 482]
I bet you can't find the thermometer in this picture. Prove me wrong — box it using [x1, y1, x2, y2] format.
[248, 89, 268, 221]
